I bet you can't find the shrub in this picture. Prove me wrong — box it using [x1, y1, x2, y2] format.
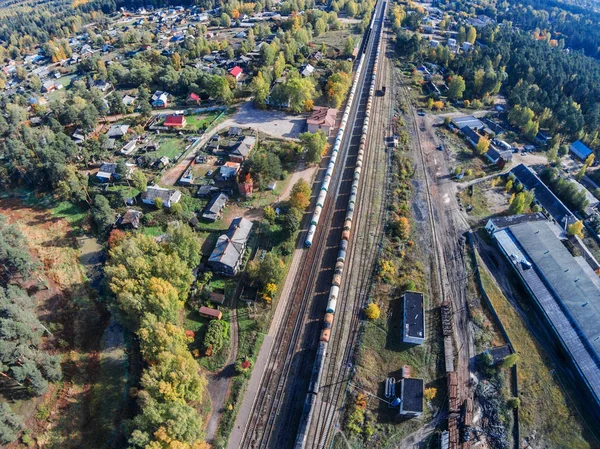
[364, 303, 381, 320]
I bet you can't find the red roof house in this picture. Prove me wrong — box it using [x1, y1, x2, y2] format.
[164, 114, 187, 128]
[187, 92, 201, 104]
[229, 66, 243, 80]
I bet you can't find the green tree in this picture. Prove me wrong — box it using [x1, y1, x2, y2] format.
[507, 397, 520, 409]
[92, 195, 115, 233]
[466, 26, 477, 44]
[0, 286, 63, 396]
[500, 353, 519, 368]
[284, 207, 302, 237]
[447, 75, 466, 100]
[286, 76, 316, 113]
[107, 90, 126, 115]
[264, 205, 276, 223]
[300, 130, 328, 164]
[250, 71, 270, 109]
[131, 169, 147, 192]
[249, 252, 284, 287]
[0, 403, 23, 445]
[166, 223, 202, 268]
[315, 18, 327, 36]
[344, 36, 356, 56]
[220, 13, 231, 27]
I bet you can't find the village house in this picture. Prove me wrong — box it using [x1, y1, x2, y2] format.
[106, 124, 130, 139]
[164, 114, 187, 128]
[229, 66, 243, 81]
[118, 209, 143, 229]
[307, 106, 338, 137]
[208, 217, 253, 276]
[186, 92, 201, 104]
[229, 136, 256, 163]
[141, 186, 182, 207]
[96, 162, 118, 182]
[202, 192, 228, 221]
[151, 91, 169, 108]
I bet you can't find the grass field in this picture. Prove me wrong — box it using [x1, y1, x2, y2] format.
[146, 137, 186, 160]
[185, 112, 220, 130]
[313, 28, 361, 50]
[458, 184, 490, 218]
[475, 250, 594, 449]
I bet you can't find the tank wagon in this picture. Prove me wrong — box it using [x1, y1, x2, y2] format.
[294, 3, 386, 448]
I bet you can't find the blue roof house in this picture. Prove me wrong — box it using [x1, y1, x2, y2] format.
[570, 140, 593, 160]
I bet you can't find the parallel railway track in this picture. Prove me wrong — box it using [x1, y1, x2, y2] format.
[307, 14, 393, 449]
[237, 6, 384, 447]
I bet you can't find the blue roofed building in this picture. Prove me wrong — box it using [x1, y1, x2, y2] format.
[570, 140, 593, 161]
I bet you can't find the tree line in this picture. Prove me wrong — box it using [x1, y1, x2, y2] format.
[105, 224, 208, 448]
[0, 215, 63, 445]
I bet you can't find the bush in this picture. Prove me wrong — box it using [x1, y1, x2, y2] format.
[364, 303, 381, 320]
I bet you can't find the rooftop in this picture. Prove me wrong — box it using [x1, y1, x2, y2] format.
[451, 115, 492, 134]
[403, 292, 425, 343]
[510, 164, 577, 226]
[208, 217, 253, 269]
[400, 378, 424, 414]
[494, 221, 600, 403]
[570, 140, 593, 160]
[202, 192, 228, 220]
[307, 106, 338, 128]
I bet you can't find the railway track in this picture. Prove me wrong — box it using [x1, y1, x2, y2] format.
[306, 16, 394, 449]
[237, 8, 384, 448]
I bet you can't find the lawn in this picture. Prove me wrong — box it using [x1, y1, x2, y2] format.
[475, 249, 594, 449]
[185, 112, 220, 131]
[146, 137, 186, 160]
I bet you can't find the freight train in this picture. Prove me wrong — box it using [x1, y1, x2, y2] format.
[293, 2, 386, 447]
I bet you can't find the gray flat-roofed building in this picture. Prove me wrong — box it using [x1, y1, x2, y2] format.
[208, 217, 253, 276]
[450, 115, 492, 134]
[402, 292, 425, 345]
[510, 164, 577, 227]
[399, 378, 424, 416]
[493, 221, 600, 408]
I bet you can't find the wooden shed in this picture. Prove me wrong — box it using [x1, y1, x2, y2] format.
[199, 306, 222, 320]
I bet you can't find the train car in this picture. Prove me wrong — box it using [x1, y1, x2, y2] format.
[323, 313, 334, 329]
[326, 285, 339, 313]
[293, 393, 316, 449]
[308, 341, 327, 394]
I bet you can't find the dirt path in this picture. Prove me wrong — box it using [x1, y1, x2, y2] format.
[204, 280, 242, 443]
[279, 162, 319, 201]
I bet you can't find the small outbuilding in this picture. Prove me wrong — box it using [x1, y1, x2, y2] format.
[199, 306, 222, 320]
[402, 291, 425, 345]
[399, 377, 424, 417]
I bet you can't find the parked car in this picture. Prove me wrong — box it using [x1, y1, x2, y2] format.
[438, 144, 444, 151]
[417, 110, 425, 116]
[206, 170, 214, 176]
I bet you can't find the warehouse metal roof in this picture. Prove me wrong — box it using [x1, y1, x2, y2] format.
[494, 221, 600, 403]
[510, 164, 577, 226]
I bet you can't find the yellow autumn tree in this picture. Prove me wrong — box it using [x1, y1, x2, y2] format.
[364, 303, 381, 320]
[424, 387, 437, 401]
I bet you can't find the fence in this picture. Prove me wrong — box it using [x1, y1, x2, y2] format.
[466, 232, 520, 449]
